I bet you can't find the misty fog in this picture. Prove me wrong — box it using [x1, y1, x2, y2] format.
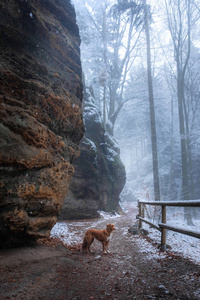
[72, 0, 200, 208]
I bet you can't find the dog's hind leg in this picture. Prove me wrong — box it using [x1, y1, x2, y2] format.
[82, 236, 88, 252]
[82, 234, 92, 253]
[88, 237, 94, 252]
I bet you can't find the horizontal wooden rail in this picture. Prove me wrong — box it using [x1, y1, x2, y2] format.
[139, 217, 161, 231]
[159, 223, 200, 239]
[138, 200, 200, 251]
[139, 200, 200, 207]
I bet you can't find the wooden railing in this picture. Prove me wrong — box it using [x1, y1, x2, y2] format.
[138, 200, 200, 251]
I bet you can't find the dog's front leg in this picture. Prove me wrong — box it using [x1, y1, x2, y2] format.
[102, 241, 107, 253]
[105, 241, 110, 253]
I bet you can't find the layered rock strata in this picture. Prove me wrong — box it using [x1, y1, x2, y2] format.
[59, 88, 126, 220]
[0, 0, 84, 247]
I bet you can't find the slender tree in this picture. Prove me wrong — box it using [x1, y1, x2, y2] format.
[109, 1, 143, 132]
[74, 0, 144, 134]
[163, 0, 198, 224]
[143, 0, 160, 201]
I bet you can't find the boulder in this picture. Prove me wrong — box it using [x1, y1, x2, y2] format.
[128, 225, 149, 236]
[0, 0, 84, 247]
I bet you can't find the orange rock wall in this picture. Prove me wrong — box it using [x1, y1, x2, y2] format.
[0, 0, 84, 247]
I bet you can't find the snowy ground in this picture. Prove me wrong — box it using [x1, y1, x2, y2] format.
[135, 222, 200, 265]
[50, 211, 121, 246]
[140, 205, 200, 265]
[50, 202, 200, 265]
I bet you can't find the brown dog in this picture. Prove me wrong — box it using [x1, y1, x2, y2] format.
[82, 223, 115, 253]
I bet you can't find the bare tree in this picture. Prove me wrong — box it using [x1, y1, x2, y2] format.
[108, 1, 143, 129]
[163, 0, 198, 224]
[76, 0, 144, 134]
[143, 0, 160, 201]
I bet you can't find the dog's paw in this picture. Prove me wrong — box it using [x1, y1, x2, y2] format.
[103, 250, 110, 254]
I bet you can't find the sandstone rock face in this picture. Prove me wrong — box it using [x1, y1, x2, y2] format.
[59, 89, 126, 220]
[0, 0, 84, 247]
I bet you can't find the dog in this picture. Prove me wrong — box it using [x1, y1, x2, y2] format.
[82, 223, 115, 253]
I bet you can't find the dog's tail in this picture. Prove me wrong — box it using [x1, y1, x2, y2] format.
[82, 233, 89, 251]
[82, 237, 88, 251]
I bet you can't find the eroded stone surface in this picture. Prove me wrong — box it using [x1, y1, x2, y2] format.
[0, 0, 84, 247]
[59, 88, 126, 220]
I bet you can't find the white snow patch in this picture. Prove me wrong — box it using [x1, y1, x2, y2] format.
[136, 236, 167, 261]
[105, 147, 118, 161]
[84, 105, 102, 124]
[98, 210, 121, 220]
[138, 223, 200, 265]
[50, 222, 82, 245]
[104, 131, 119, 149]
[138, 205, 200, 265]
[82, 137, 97, 152]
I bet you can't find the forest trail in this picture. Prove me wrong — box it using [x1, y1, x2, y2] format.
[0, 204, 200, 300]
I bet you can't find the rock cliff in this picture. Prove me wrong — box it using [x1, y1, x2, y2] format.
[0, 0, 84, 247]
[59, 88, 126, 220]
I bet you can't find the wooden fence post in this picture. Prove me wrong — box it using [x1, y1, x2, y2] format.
[142, 204, 145, 219]
[161, 205, 166, 251]
[139, 203, 142, 229]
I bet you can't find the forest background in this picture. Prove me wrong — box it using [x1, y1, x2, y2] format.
[72, 0, 200, 224]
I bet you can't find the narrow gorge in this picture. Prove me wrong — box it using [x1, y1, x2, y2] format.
[0, 0, 126, 248]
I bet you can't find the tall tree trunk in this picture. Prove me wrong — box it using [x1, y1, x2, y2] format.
[165, 0, 193, 224]
[183, 95, 195, 199]
[167, 97, 174, 199]
[103, 86, 106, 130]
[108, 13, 121, 121]
[143, 0, 160, 201]
[102, 4, 107, 129]
[177, 61, 194, 225]
[177, 74, 189, 201]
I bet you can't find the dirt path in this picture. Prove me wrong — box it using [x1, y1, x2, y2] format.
[0, 204, 200, 299]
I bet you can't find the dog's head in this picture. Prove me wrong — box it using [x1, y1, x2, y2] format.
[106, 223, 115, 232]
